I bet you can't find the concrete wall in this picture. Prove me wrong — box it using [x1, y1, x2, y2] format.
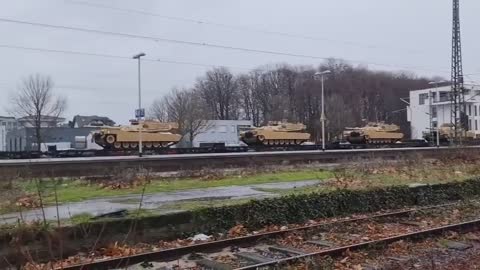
[192, 120, 252, 147]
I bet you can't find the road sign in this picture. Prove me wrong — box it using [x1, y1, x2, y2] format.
[135, 108, 145, 118]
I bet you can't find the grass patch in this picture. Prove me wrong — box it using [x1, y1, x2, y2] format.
[155, 197, 259, 213]
[21, 170, 331, 204]
[69, 213, 93, 225]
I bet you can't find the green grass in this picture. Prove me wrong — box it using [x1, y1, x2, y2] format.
[69, 213, 94, 225]
[23, 170, 331, 204]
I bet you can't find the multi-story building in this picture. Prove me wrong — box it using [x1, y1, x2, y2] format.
[17, 115, 66, 128]
[69, 115, 115, 128]
[6, 127, 102, 151]
[5, 115, 112, 151]
[407, 84, 480, 139]
[0, 116, 18, 151]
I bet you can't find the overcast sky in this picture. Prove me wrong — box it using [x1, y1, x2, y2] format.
[0, 0, 479, 124]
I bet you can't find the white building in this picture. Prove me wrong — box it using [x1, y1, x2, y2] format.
[0, 116, 18, 151]
[192, 120, 252, 147]
[17, 115, 66, 128]
[0, 125, 5, 151]
[407, 84, 480, 139]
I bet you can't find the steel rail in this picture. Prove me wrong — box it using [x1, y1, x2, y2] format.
[236, 217, 480, 270]
[55, 203, 456, 270]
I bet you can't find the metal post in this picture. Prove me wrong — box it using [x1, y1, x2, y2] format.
[133, 52, 146, 157]
[429, 81, 446, 147]
[434, 85, 440, 148]
[429, 90, 433, 142]
[137, 57, 143, 157]
[321, 74, 326, 151]
[314, 70, 330, 151]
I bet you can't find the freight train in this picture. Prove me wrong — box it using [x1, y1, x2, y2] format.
[0, 121, 432, 159]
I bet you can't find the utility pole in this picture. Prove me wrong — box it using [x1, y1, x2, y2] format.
[133, 52, 146, 157]
[451, 0, 466, 144]
[314, 70, 331, 151]
[429, 81, 446, 147]
[429, 90, 433, 141]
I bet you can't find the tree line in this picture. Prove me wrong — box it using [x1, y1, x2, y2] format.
[5, 59, 435, 151]
[150, 59, 434, 142]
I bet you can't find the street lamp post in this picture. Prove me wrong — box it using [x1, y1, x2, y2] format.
[133, 52, 146, 157]
[428, 81, 446, 147]
[314, 70, 331, 151]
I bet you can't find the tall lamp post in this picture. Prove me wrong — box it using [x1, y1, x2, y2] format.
[133, 52, 146, 157]
[428, 81, 446, 147]
[314, 70, 331, 151]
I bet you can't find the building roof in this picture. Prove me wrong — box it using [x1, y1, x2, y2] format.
[17, 115, 66, 121]
[71, 115, 115, 128]
[0, 116, 15, 120]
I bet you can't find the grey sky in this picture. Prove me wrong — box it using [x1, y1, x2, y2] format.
[0, 0, 479, 124]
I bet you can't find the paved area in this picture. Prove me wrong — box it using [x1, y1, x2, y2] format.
[0, 180, 322, 224]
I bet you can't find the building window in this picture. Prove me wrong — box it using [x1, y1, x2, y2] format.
[469, 105, 472, 116]
[419, 93, 428, 105]
[432, 121, 438, 128]
[476, 106, 478, 117]
[431, 107, 437, 118]
[476, 120, 478, 131]
[439, 92, 450, 102]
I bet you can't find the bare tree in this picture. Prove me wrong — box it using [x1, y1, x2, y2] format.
[196, 67, 240, 120]
[325, 94, 355, 140]
[154, 60, 433, 143]
[148, 98, 168, 122]
[237, 72, 262, 126]
[152, 88, 210, 147]
[10, 74, 67, 151]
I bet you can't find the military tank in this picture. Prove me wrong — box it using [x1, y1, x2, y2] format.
[240, 121, 311, 146]
[92, 120, 182, 150]
[424, 123, 477, 144]
[343, 122, 404, 144]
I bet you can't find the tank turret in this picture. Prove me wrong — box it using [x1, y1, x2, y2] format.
[240, 121, 311, 146]
[92, 120, 181, 149]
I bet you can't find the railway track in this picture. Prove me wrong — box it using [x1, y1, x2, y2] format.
[47, 202, 480, 270]
[1, 146, 479, 179]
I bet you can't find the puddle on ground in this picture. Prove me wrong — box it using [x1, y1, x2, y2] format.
[0, 180, 322, 224]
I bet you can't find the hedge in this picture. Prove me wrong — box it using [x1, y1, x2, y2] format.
[192, 178, 480, 231]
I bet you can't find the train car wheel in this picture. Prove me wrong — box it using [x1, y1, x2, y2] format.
[130, 142, 138, 149]
[122, 142, 130, 149]
[145, 142, 153, 148]
[153, 142, 161, 148]
[114, 142, 122, 149]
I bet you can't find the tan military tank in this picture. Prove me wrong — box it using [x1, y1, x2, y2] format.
[93, 120, 182, 149]
[240, 121, 311, 146]
[424, 123, 477, 143]
[343, 122, 404, 144]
